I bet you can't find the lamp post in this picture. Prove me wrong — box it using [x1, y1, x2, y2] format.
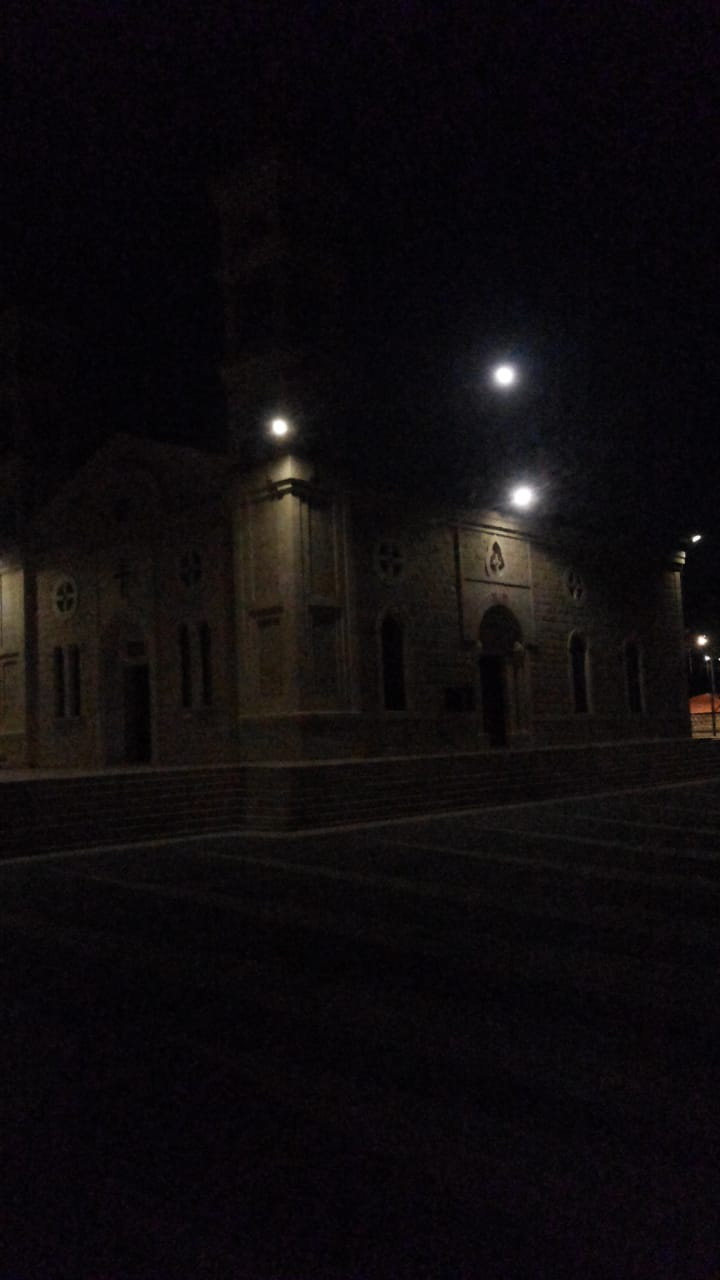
[697, 635, 717, 738]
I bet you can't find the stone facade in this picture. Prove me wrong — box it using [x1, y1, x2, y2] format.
[0, 167, 691, 769]
[0, 430, 690, 769]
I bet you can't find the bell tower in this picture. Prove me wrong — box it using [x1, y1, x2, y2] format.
[0, 303, 74, 526]
[213, 150, 347, 459]
[0, 306, 45, 537]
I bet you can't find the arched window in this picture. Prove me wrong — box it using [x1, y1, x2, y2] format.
[53, 646, 65, 718]
[52, 645, 81, 718]
[624, 639, 644, 714]
[381, 614, 406, 711]
[198, 621, 213, 706]
[179, 625, 192, 709]
[569, 631, 589, 714]
[67, 645, 81, 717]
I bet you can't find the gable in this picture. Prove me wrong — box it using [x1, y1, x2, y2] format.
[31, 433, 230, 552]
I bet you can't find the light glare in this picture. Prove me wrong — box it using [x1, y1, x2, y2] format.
[691, 533, 702, 543]
[510, 485, 535, 509]
[270, 417, 289, 437]
[697, 634, 709, 647]
[493, 364, 517, 387]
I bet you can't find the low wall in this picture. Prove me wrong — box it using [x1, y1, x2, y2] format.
[242, 736, 719, 829]
[0, 736, 717, 857]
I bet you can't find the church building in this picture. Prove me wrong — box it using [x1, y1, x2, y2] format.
[0, 166, 690, 770]
[0, 429, 691, 770]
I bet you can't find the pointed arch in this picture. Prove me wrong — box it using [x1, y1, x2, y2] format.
[477, 604, 523, 655]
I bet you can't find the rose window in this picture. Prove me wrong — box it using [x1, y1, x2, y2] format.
[53, 577, 78, 618]
[373, 540, 405, 584]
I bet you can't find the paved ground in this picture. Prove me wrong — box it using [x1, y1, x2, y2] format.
[3, 779, 720, 1279]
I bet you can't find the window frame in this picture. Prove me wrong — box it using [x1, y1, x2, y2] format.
[568, 630, 591, 715]
[52, 644, 82, 719]
[623, 638, 645, 715]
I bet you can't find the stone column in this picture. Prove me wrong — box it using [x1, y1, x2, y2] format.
[232, 455, 351, 718]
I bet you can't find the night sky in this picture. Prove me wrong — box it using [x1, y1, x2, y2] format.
[4, 2, 719, 613]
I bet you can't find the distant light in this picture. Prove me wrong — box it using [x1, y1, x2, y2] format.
[510, 485, 535, 509]
[492, 363, 517, 388]
[269, 417, 289, 438]
[697, 634, 709, 647]
[705, 654, 711, 663]
[691, 533, 702, 543]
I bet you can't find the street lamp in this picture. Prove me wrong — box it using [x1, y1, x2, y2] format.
[269, 417, 290, 438]
[697, 635, 717, 738]
[510, 484, 536, 510]
[491, 363, 518, 388]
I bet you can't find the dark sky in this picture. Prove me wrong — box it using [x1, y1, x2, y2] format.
[4, 1, 719, 588]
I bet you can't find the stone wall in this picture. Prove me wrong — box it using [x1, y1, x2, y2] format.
[0, 564, 27, 764]
[23, 439, 691, 768]
[350, 494, 477, 719]
[32, 440, 236, 768]
[528, 540, 688, 744]
[348, 495, 688, 750]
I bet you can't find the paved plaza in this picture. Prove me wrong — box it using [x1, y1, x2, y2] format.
[3, 779, 720, 1278]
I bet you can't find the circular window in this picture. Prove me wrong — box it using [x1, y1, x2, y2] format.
[566, 569, 585, 603]
[373, 540, 404, 584]
[178, 550, 203, 588]
[53, 576, 78, 618]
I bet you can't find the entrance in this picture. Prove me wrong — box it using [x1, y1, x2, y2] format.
[478, 604, 525, 749]
[101, 620, 153, 765]
[479, 655, 506, 747]
[123, 663, 151, 763]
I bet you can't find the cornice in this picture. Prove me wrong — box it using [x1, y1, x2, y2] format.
[249, 476, 332, 505]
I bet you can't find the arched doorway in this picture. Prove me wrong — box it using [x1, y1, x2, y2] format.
[478, 604, 524, 747]
[101, 619, 153, 765]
